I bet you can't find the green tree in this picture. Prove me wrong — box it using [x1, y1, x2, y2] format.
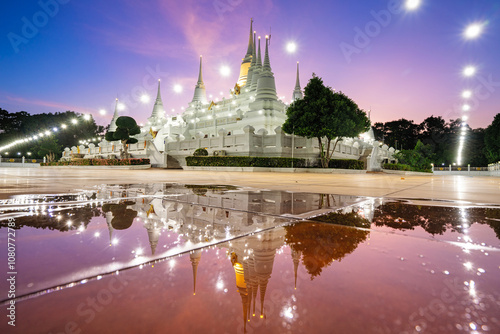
[105, 116, 141, 159]
[484, 113, 500, 163]
[0, 109, 105, 158]
[282, 75, 370, 168]
[394, 140, 434, 172]
[463, 128, 488, 166]
[382, 118, 418, 150]
[32, 136, 62, 162]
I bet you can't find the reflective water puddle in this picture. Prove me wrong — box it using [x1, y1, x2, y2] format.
[0, 183, 499, 333]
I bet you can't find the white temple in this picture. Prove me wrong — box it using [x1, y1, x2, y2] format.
[62, 19, 397, 169]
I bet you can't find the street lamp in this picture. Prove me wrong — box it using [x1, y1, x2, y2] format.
[405, 0, 421, 11]
[464, 23, 484, 40]
[286, 42, 297, 54]
[463, 66, 476, 77]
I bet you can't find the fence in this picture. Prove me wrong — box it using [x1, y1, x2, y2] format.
[0, 156, 42, 167]
[432, 165, 491, 176]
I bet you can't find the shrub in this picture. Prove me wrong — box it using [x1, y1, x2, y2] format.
[394, 140, 434, 173]
[383, 163, 412, 171]
[328, 159, 364, 170]
[193, 148, 208, 156]
[186, 156, 306, 168]
[41, 158, 150, 166]
[383, 163, 432, 173]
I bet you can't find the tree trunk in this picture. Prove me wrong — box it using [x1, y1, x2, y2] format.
[318, 137, 326, 168]
[325, 138, 332, 168]
[121, 140, 129, 159]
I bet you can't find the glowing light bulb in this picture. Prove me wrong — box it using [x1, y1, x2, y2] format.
[286, 42, 297, 54]
[464, 23, 483, 39]
[173, 84, 183, 93]
[220, 65, 231, 77]
[405, 0, 421, 10]
[463, 66, 476, 77]
[462, 90, 472, 99]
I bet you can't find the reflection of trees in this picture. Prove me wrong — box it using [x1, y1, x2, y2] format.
[311, 211, 371, 228]
[102, 201, 137, 230]
[485, 209, 500, 240]
[373, 202, 500, 240]
[285, 213, 370, 280]
[0, 205, 101, 232]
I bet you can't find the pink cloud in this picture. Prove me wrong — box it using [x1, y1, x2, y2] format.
[5, 95, 92, 114]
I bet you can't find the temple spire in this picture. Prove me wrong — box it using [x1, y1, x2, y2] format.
[236, 19, 255, 87]
[249, 37, 262, 92]
[245, 18, 254, 59]
[197, 55, 204, 86]
[293, 62, 303, 101]
[149, 79, 165, 121]
[191, 56, 208, 105]
[246, 32, 257, 91]
[253, 36, 278, 101]
[109, 98, 120, 132]
[263, 36, 271, 71]
[257, 36, 262, 67]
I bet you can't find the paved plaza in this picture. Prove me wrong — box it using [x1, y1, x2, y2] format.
[1, 167, 498, 204]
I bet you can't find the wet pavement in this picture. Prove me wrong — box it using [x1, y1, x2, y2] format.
[0, 183, 499, 333]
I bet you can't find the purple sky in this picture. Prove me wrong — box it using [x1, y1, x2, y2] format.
[1, 0, 499, 129]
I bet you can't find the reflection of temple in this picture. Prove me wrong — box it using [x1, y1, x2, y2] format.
[95, 184, 362, 255]
[224, 227, 285, 329]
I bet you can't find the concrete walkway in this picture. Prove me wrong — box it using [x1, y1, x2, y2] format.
[0, 167, 499, 204]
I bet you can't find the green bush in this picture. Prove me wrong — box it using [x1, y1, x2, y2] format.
[383, 163, 412, 171]
[41, 158, 150, 166]
[186, 156, 306, 168]
[394, 140, 434, 173]
[328, 159, 364, 170]
[383, 163, 432, 173]
[193, 148, 208, 156]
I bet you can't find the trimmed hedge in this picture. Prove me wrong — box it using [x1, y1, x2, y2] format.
[186, 156, 307, 168]
[41, 158, 150, 166]
[384, 163, 432, 173]
[384, 163, 412, 171]
[328, 159, 365, 170]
